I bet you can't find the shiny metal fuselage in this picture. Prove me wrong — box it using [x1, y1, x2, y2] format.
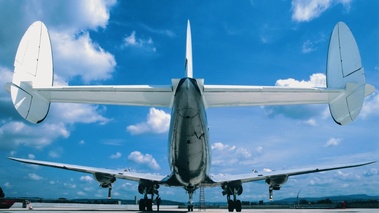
[169, 78, 210, 189]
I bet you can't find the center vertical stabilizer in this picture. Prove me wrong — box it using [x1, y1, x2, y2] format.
[185, 20, 193, 78]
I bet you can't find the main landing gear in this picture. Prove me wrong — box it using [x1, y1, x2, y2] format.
[138, 182, 159, 211]
[222, 182, 243, 212]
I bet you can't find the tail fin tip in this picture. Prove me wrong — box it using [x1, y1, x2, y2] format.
[185, 20, 193, 78]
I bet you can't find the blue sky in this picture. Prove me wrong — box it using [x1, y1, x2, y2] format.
[0, 0, 378, 202]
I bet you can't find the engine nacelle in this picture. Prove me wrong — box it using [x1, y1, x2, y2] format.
[265, 175, 288, 200]
[93, 173, 116, 188]
[265, 175, 288, 190]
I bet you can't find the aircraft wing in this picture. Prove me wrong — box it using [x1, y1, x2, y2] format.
[8, 157, 166, 183]
[204, 161, 376, 186]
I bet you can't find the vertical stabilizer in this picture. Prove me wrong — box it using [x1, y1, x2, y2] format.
[327, 22, 366, 125]
[10, 21, 53, 124]
[185, 20, 193, 78]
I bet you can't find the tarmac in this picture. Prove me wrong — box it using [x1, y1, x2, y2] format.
[2, 203, 379, 213]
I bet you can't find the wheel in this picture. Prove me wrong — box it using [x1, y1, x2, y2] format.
[235, 200, 242, 212]
[146, 199, 153, 211]
[228, 200, 234, 212]
[139, 199, 145, 211]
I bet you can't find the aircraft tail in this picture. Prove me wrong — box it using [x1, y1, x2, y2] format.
[185, 20, 193, 78]
[9, 21, 53, 124]
[326, 22, 374, 125]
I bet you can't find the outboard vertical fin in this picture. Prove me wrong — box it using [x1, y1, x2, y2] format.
[327, 22, 368, 125]
[10, 21, 53, 123]
[185, 20, 193, 78]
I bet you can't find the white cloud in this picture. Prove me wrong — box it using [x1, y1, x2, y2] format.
[0, 121, 69, 149]
[122, 31, 157, 52]
[262, 73, 327, 121]
[360, 93, 379, 118]
[51, 31, 116, 83]
[275, 73, 326, 88]
[22, 0, 116, 33]
[0, 103, 111, 150]
[110, 152, 122, 159]
[211, 142, 255, 167]
[292, 0, 332, 22]
[4, 182, 12, 189]
[324, 137, 342, 147]
[127, 108, 170, 135]
[128, 151, 160, 170]
[77, 191, 86, 196]
[302, 40, 316, 53]
[64, 182, 77, 189]
[28, 173, 43, 181]
[50, 103, 110, 125]
[80, 175, 94, 183]
[28, 154, 35, 159]
[291, 0, 352, 22]
[304, 118, 318, 126]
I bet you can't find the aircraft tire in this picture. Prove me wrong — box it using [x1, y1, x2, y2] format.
[228, 200, 234, 212]
[146, 199, 153, 211]
[139, 199, 145, 211]
[235, 200, 242, 212]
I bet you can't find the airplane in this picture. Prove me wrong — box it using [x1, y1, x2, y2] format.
[5, 20, 376, 212]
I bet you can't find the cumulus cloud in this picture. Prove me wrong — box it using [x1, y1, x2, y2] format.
[211, 142, 257, 167]
[0, 121, 69, 150]
[292, 0, 331, 22]
[324, 138, 342, 147]
[80, 175, 94, 183]
[0, 103, 110, 150]
[302, 38, 326, 53]
[292, 0, 352, 22]
[28, 173, 43, 181]
[128, 151, 160, 170]
[122, 31, 157, 52]
[49, 103, 110, 125]
[263, 73, 327, 122]
[51, 31, 116, 83]
[275, 73, 326, 88]
[22, 0, 116, 32]
[110, 152, 122, 159]
[64, 182, 77, 189]
[360, 93, 379, 118]
[127, 108, 170, 135]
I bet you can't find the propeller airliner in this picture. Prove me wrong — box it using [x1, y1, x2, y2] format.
[6, 20, 375, 212]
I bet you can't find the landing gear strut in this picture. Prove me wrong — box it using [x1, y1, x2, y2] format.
[222, 182, 243, 212]
[186, 186, 195, 211]
[138, 182, 159, 211]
